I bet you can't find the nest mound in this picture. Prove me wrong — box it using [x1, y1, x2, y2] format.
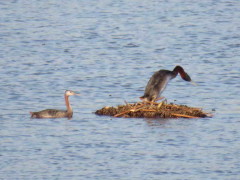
[95, 102, 211, 118]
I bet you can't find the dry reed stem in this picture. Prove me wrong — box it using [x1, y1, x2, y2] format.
[114, 103, 146, 117]
[171, 113, 199, 118]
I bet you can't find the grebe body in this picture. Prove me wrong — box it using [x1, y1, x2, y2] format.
[140, 66, 193, 102]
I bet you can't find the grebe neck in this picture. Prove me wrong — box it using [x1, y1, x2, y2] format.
[173, 66, 185, 79]
[65, 94, 72, 113]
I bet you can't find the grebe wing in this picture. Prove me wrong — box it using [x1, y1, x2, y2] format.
[31, 109, 67, 118]
[144, 70, 173, 93]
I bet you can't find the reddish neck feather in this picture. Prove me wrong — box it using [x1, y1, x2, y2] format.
[173, 66, 186, 79]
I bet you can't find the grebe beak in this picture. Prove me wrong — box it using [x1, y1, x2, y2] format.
[71, 91, 80, 96]
[190, 81, 197, 86]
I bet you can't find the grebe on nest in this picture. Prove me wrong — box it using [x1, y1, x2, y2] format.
[140, 66, 196, 102]
[30, 90, 80, 118]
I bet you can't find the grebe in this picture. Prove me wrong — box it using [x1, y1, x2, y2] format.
[140, 66, 195, 102]
[30, 90, 80, 118]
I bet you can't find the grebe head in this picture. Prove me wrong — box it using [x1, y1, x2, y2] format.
[181, 71, 197, 86]
[173, 66, 191, 82]
[182, 72, 191, 82]
[65, 90, 80, 96]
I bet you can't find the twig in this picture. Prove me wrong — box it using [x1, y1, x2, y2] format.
[114, 110, 132, 117]
[140, 109, 156, 112]
[131, 104, 146, 111]
[171, 113, 199, 118]
[114, 104, 146, 117]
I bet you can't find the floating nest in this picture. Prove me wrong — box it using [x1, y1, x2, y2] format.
[95, 102, 212, 118]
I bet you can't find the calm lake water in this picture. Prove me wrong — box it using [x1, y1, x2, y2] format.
[1, 0, 240, 179]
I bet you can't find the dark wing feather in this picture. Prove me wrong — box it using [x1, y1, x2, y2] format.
[143, 70, 176, 101]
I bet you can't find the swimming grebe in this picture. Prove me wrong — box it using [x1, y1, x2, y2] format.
[30, 90, 80, 118]
[140, 66, 195, 102]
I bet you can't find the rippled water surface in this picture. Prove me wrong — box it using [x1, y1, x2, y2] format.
[1, 0, 240, 179]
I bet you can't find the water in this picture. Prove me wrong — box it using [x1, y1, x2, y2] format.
[1, 0, 240, 179]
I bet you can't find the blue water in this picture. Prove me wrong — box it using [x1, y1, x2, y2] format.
[1, 0, 240, 179]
